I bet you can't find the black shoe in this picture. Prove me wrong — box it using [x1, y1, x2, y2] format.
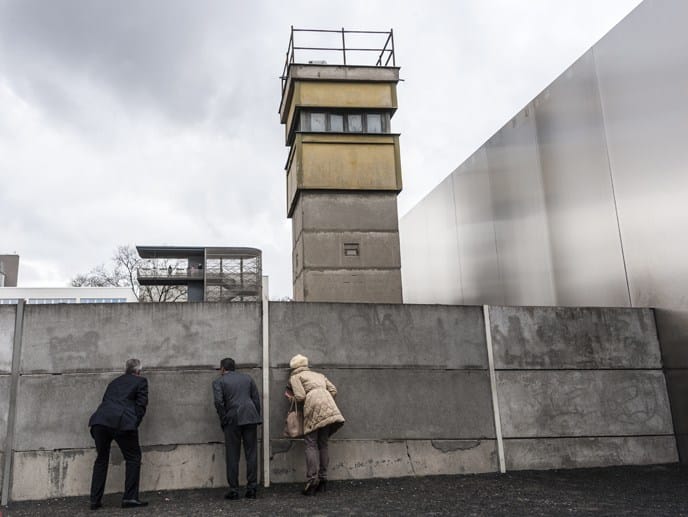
[302, 480, 318, 496]
[90, 501, 103, 510]
[121, 499, 148, 508]
[316, 479, 327, 493]
[245, 488, 257, 499]
[224, 491, 240, 500]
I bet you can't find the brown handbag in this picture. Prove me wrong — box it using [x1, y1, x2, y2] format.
[284, 398, 304, 438]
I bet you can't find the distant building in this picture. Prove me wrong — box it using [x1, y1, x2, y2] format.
[0, 287, 136, 305]
[136, 246, 262, 302]
[0, 254, 19, 287]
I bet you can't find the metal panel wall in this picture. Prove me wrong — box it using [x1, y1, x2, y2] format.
[452, 148, 503, 305]
[593, 0, 688, 460]
[400, 0, 688, 461]
[484, 107, 555, 306]
[534, 50, 629, 307]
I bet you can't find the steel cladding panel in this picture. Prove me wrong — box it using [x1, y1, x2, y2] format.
[534, 50, 629, 307]
[451, 147, 503, 305]
[415, 177, 462, 305]
[594, 0, 688, 366]
[400, 202, 431, 304]
[485, 109, 555, 306]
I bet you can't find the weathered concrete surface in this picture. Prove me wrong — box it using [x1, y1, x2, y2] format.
[293, 193, 399, 235]
[269, 303, 486, 368]
[504, 436, 678, 470]
[270, 439, 497, 482]
[139, 370, 263, 446]
[300, 232, 401, 269]
[9, 443, 261, 501]
[0, 305, 15, 372]
[300, 270, 403, 304]
[20, 303, 261, 373]
[497, 370, 674, 437]
[490, 306, 661, 369]
[14, 370, 261, 450]
[270, 368, 494, 440]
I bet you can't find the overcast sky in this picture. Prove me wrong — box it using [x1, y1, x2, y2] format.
[0, 0, 642, 299]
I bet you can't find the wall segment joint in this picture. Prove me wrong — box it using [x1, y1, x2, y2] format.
[2, 300, 24, 506]
[484, 305, 505, 473]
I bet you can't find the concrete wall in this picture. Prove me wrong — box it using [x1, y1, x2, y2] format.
[0, 305, 15, 494]
[489, 306, 676, 470]
[268, 302, 497, 482]
[399, 0, 688, 463]
[0, 301, 677, 501]
[2, 302, 261, 501]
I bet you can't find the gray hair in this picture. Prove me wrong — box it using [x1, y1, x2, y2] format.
[125, 358, 142, 374]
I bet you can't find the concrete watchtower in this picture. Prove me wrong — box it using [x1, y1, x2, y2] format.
[279, 28, 403, 303]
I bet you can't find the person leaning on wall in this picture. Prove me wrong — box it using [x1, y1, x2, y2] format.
[212, 357, 262, 500]
[287, 354, 345, 496]
[88, 358, 149, 510]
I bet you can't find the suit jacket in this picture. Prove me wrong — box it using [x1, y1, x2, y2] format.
[89, 373, 148, 431]
[212, 371, 262, 428]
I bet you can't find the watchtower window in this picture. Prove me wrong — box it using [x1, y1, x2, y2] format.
[330, 113, 344, 132]
[367, 114, 383, 133]
[299, 111, 390, 134]
[311, 113, 326, 131]
[347, 114, 363, 132]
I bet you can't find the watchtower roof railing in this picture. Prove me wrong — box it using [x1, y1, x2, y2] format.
[281, 27, 396, 94]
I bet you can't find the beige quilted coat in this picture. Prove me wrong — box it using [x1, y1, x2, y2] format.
[289, 367, 345, 435]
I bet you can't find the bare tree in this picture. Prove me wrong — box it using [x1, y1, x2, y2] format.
[72, 245, 186, 302]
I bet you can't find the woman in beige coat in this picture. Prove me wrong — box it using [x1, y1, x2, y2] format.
[288, 354, 345, 495]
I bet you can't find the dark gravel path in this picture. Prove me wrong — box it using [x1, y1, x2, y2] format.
[3, 464, 687, 516]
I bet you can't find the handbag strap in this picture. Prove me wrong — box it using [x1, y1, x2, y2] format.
[289, 397, 299, 414]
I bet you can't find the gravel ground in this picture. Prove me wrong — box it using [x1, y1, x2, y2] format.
[3, 464, 687, 516]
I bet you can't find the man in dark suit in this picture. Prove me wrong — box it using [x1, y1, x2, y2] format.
[212, 357, 262, 500]
[88, 358, 149, 510]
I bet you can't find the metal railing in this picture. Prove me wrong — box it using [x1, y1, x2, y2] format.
[281, 27, 396, 95]
[137, 267, 204, 280]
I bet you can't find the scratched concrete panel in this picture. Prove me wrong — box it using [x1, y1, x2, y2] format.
[20, 302, 261, 373]
[0, 305, 15, 372]
[505, 436, 678, 470]
[270, 438, 497, 482]
[10, 443, 262, 501]
[270, 368, 494, 439]
[14, 369, 262, 450]
[497, 370, 674, 437]
[269, 302, 487, 369]
[490, 306, 661, 369]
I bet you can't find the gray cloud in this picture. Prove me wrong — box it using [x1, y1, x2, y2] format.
[0, 0, 643, 298]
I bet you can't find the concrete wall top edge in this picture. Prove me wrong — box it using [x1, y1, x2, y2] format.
[20, 302, 262, 373]
[269, 302, 487, 369]
[490, 306, 661, 369]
